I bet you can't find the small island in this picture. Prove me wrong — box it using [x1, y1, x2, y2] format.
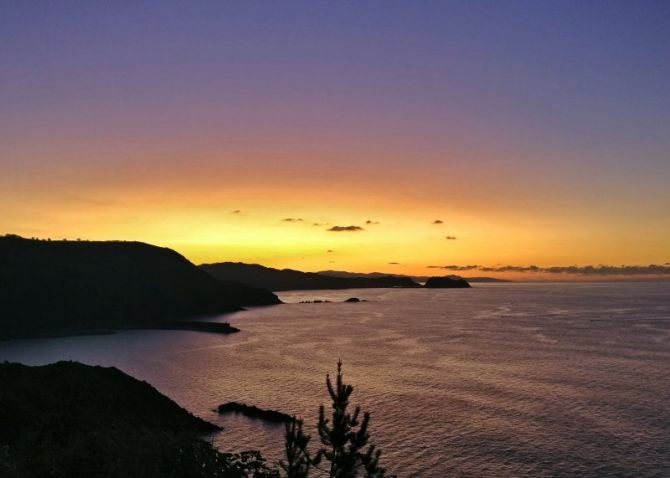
[217, 402, 293, 423]
[424, 276, 471, 288]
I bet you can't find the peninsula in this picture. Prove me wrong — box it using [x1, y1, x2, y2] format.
[0, 235, 279, 339]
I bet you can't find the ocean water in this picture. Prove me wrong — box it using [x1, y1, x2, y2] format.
[1, 283, 669, 477]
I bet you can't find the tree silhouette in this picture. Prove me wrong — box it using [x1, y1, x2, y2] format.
[280, 419, 311, 478]
[282, 361, 391, 478]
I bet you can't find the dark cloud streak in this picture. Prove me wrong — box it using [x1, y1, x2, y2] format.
[328, 225, 364, 232]
[430, 264, 670, 275]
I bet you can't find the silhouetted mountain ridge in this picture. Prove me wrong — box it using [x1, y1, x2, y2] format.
[200, 262, 421, 291]
[318, 269, 510, 283]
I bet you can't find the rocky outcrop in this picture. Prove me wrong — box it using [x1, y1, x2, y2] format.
[217, 402, 293, 423]
[424, 276, 471, 288]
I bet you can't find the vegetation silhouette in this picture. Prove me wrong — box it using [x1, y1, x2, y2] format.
[280, 362, 393, 478]
[0, 361, 393, 477]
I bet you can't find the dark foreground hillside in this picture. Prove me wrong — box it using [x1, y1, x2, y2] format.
[0, 235, 280, 339]
[0, 361, 277, 478]
[200, 262, 421, 291]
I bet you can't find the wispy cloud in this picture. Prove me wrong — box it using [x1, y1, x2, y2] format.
[430, 264, 670, 275]
[282, 217, 304, 222]
[388, 262, 401, 265]
[432, 220, 443, 224]
[328, 225, 364, 232]
[445, 236, 457, 240]
[365, 220, 380, 225]
[479, 264, 670, 275]
[231, 209, 242, 214]
[327, 249, 334, 253]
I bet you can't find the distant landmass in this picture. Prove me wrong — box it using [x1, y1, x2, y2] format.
[200, 262, 422, 291]
[317, 270, 407, 279]
[318, 269, 510, 283]
[0, 235, 280, 339]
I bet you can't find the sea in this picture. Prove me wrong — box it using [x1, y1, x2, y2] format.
[1, 282, 669, 477]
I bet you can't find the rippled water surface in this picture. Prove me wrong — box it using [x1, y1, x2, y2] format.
[2, 283, 669, 477]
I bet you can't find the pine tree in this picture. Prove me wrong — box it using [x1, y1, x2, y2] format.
[280, 418, 311, 478]
[281, 361, 391, 478]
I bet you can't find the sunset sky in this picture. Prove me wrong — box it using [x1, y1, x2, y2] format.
[2, 1, 669, 279]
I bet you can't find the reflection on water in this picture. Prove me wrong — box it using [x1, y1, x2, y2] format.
[2, 283, 669, 477]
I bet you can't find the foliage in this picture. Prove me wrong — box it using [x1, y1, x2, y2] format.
[281, 361, 392, 478]
[0, 445, 18, 478]
[280, 419, 312, 478]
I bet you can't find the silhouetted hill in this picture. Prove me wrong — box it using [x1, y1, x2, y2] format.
[200, 262, 421, 291]
[0, 235, 280, 339]
[319, 269, 510, 283]
[317, 270, 405, 279]
[0, 361, 218, 439]
[424, 276, 471, 288]
[0, 361, 275, 477]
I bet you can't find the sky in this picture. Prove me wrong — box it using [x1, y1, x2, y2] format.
[1, 1, 669, 280]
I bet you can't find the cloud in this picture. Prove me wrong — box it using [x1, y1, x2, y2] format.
[479, 265, 539, 273]
[231, 209, 242, 214]
[428, 265, 480, 271]
[432, 220, 443, 224]
[327, 249, 334, 253]
[313, 222, 330, 226]
[328, 225, 364, 232]
[365, 220, 380, 225]
[445, 236, 457, 240]
[427, 264, 670, 275]
[282, 217, 304, 222]
[388, 262, 401, 265]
